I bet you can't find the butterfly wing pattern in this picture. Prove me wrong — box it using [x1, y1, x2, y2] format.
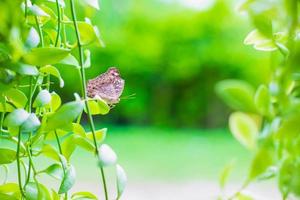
[87, 67, 125, 104]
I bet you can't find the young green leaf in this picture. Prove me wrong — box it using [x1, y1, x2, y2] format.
[86, 128, 107, 142]
[254, 85, 271, 116]
[26, 27, 40, 48]
[82, 0, 100, 10]
[10, 63, 39, 76]
[85, 99, 110, 115]
[33, 89, 52, 107]
[248, 148, 274, 180]
[45, 101, 84, 131]
[229, 112, 260, 150]
[4, 88, 28, 108]
[28, 5, 50, 17]
[72, 191, 97, 199]
[0, 148, 16, 164]
[98, 144, 117, 167]
[39, 163, 64, 180]
[58, 165, 76, 194]
[219, 160, 235, 189]
[22, 47, 70, 66]
[116, 164, 127, 199]
[215, 80, 257, 113]
[40, 65, 64, 88]
[59, 54, 80, 68]
[48, 92, 61, 111]
[21, 113, 41, 132]
[3, 108, 29, 127]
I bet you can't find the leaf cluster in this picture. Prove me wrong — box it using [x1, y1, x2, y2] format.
[0, 0, 126, 199]
[216, 0, 300, 199]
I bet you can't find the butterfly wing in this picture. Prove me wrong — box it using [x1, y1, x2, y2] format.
[87, 67, 125, 104]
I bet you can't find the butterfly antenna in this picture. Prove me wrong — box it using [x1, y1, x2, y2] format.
[121, 93, 136, 100]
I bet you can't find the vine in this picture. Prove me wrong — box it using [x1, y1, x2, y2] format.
[0, 0, 127, 199]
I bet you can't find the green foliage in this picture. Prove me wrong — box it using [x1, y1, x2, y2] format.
[0, 0, 126, 199]
[217, 0, 300, 198]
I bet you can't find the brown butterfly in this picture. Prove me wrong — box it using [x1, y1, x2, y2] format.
[87, 67, 125, 105]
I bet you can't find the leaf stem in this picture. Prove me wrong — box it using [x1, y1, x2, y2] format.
[34, 16, 44, 47]
[69, 0, 109, 199]
[55, 0, 62, 47]
[17, 128, 26, 198]
[54, 130, 68, 200]
[0, 99, 6, 135]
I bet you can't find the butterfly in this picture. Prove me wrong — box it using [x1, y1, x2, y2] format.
[87, 67, 125, 105]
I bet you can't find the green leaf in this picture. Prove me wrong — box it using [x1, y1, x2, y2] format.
[65, 22, 98, 46]
[26, 27, 40, 48]
[10, 63, 39, 76]
[116, 164, 127, 199]
[40, 163, 64, 180]
[40, 65, 64, 88]
[33, 90, 52, 107]
[244, 29, 277, 51]
[21, 113, 41, 132]
[98, 144, 117, 167]
[0, 193, 18, 200]
[248, 148, 274, 180]
[72, 123, 86, 137]
[28, 5, 50, 17]
[4, 109, 29, 127]
[0, 148, 16, 164]
[4, 88, 28, 108]
[24, 182, 38, 200]
[277, 111, 300, 139]
[0, 183, 19, 197]
[42, 144, 60, 161]
[22, 47, 70, 66]
[229, 112, 260, 150]
[215, 80, 257, 112]
[82, 0, 100, 10]
[233, 193, 254, 200]
[47, 0, 65, 7]
[83, 50, 91, 68]
[45, 101, 84, 131]
[71, 191, 97, 200]
[279, 158, 300, 196]
[0, 102, 14, 112]
[254, 85, 271, 116]
[86, 128, 106, 142]
[219, 160, 235, 189]
[85, 98, 110, 115]
[47, 92, 61, 111]
[62, 135, 94, 160]
[58, 165, 76, 194]
[59, 54, 80, 68]
[251, 12, 273, 38]
[51, 189, 60, 200]
[25, 182, 51, 200]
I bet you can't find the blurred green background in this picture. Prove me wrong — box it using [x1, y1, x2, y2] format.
[57, 0, 270, 128]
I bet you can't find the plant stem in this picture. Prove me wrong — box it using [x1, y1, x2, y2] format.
[0, 98, 6, 135]
[24, 0, 28, 19]
[17, 128, 26, 198]
[55, 0, 62, 47]
[34, 17, 44, 47]
[61, 8, 67, 48]
[69, 0, 108, 199]
[100, 167, 108, 200]
[54, 130, 68, 200]
[54, 131, 63, 154]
